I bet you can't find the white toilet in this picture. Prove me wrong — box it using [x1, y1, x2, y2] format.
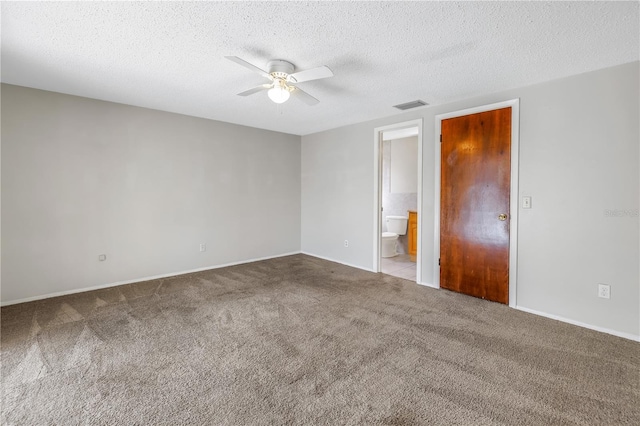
[381, 216, 408, 258]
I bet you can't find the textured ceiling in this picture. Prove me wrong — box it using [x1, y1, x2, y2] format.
[2, 1, 638, 136]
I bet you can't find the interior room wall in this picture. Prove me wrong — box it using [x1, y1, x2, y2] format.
[301, 124, 374, 268]
[1, 84, 301, 304]
[382, 136, 418, 254]
[301, 61, 639, 339]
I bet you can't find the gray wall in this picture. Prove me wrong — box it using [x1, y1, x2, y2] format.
[301, 124, 373, 268]
[301, 62, 639, 339]
[1, 84, 301, 303]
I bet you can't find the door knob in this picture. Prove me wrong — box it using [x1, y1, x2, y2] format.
[498, 213, 508, 221]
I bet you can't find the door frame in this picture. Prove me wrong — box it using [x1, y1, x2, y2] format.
[372, 119, 423, 284]
[434, 99, 520, 307]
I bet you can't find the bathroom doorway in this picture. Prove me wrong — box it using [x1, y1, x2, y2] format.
[373, 119, 422, 283]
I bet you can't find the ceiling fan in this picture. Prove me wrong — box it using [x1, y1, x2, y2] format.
[225, 56, 333, 105]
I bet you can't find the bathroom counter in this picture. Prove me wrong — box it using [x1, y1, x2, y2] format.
[408, 210, 417, 262]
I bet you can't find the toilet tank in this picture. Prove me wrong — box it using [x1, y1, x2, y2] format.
[386, 216, 408, 235]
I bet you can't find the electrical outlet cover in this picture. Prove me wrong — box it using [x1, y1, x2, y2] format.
[598, 283, 610, 299]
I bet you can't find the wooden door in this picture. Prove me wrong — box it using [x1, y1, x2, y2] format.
[440, 107, 511, 304]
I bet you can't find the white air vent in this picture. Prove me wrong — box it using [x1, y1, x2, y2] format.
[393, 100, 428, 110]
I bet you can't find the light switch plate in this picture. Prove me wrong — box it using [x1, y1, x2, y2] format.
[522, 196, 532, 209]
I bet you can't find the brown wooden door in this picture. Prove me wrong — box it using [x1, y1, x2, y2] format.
[440, 107, 511, 304]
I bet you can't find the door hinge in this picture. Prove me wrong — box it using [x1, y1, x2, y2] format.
[438, 258, 441, 266]
[440, 134, 442, 143]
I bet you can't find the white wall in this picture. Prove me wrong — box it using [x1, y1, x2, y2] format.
[301, 124, 375, 268]
[1, 84, 301, 303]
[389, 136, 418, 194]
[301, 62, 639, 339]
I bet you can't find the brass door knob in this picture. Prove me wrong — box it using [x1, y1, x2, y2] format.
[498, 213, 508, 221]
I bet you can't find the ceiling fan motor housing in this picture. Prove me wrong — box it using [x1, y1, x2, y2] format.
[267, 60, 294, 78]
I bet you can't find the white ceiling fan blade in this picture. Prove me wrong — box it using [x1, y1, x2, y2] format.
[291, 86, 320, 106]
[225, 56, 272, 80]
[237, 84, 272, 96]
[287, 65, 333, 83]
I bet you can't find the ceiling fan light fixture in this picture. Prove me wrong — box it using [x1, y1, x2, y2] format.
[267, 82, 290, 104]
[227, 56, 333, 106]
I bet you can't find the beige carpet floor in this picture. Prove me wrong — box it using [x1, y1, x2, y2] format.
[1, 254, 638, 425]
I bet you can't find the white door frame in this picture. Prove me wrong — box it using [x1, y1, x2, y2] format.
[373, 119, 423, 284]
[434, 99, 520, 307]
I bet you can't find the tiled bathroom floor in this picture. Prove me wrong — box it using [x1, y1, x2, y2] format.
[381, 254, 416, 282]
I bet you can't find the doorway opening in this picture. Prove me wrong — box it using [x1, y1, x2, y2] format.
[373, 119, 423, 283]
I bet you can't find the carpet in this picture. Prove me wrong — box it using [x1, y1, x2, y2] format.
[1, 254, 638, 425]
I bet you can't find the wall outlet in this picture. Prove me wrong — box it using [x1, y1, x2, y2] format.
[98, 254, 106, 261]
[199, 243, 206, 252]
[344, 240, 349, 248]
[598, 283, 610, 299]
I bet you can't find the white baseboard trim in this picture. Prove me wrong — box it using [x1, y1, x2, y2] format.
[417, 281, 439, 289]
[1, 251, 302, 307]
[6, 253, 637, 343]
[300, 251, 375, 273]
[515, 305, 640, 342]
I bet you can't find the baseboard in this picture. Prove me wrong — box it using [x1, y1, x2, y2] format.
[0, 251, 302, 307]
[300, 251, 375, 273]
[417, 281, 439, 289]
[6, 253, 637, 344]
[515, 305, 640, 342]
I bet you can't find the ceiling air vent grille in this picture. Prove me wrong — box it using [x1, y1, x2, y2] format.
[393, 100, 428, 110]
